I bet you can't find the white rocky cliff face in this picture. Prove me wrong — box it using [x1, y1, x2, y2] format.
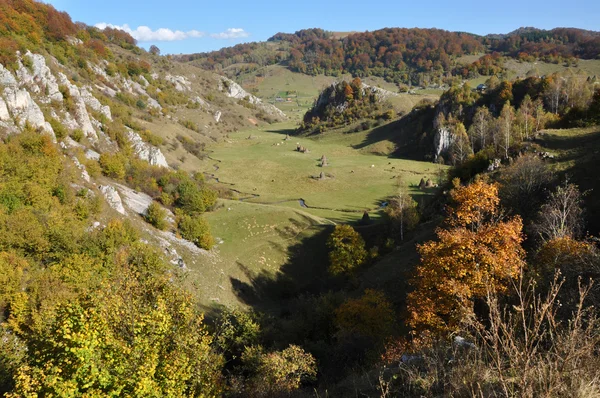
[126, 128, 169, 168]
[99, 185, 126, 215]
[17, 51, 63, 103]
[434, 127, 453, 160]
[57, 72, 98, 141]
[1, 62, 57, 138]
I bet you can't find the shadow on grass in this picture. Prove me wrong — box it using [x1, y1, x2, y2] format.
[229, 223, 336, 311]
[264, 127, 297, 137]
[351, 106, 436, 160]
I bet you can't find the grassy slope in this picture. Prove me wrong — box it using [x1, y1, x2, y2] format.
[504, 59, 600, 79]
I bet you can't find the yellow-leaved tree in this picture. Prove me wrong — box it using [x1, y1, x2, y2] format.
[407, 180, 525, 342]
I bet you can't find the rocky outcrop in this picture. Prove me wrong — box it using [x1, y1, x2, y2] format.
[361, 83, 398, 101]
[85, 149, 101, 161]
[0, 64, 18, 87]
[434, 127, 453, 160]
[0, 98, 9, 121]
[139, 75, 150, 87]
[0, 62, 55, 139]
[2, 86, 55, 140]
[88, 61, 109, 80]
[57, 72, 98, 141]
[124, 78, 161, 110]
[72, 156, 90, 182]
[125, 128, 169, 168]
[80, 87, 112, 120]
[115, 183, 175, 222]
[165, 74, 191, 92]
[193, 96, 210, 109]
[218, 77, 287, 120]
[17, 52, 62, 102]
[99, 185, 126, 215]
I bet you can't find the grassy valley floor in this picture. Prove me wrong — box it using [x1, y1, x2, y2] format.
[186, 121, 447, 308]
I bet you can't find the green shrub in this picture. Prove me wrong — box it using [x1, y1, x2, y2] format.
[48, 118, 67, 140]
[99, 153, 127, 179]
[177, 214, 214, 249]
[70, 129, 84, 142]
[145, 202, 168, 231]
[176, 181, 217, 214]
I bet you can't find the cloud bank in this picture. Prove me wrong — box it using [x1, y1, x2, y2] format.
[95, 23, 249, 42]
[210, 28, 250, 39]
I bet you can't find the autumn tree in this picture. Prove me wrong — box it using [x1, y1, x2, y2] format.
[327, 225, 367, 276]
[499, 102, 515, 158]
[386, 189, 420, 241]
[518, 94, 534, 140]
[144, 201, 168, 230]
[149, 44, 161, 56]
[498, 154, 553, 217]
[534, 181, 584, 242]
[450, 122, 473, 165]
[469, 106, 491, 151]
[178, 214, 214, 250]
[8, 246, 224, 397]
[335, 289, 395, 343]
[242, 345, 317, 397]
[407, 180, 525, 341]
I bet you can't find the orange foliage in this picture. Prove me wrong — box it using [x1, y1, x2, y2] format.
[407, 181, 525, 342]
[535, 236, 597, 276]
[335, 289, 395, 342]
[447, 180, 500, 229]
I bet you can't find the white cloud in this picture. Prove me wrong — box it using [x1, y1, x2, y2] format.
[210, 28, 250, 39]
[95, 23, 206, 42]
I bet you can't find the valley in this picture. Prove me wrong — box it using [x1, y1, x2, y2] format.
[1, 2, 600, 395]
[185, 121, 447, 307]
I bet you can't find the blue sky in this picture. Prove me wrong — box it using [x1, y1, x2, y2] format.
[46, 0, 599, 54]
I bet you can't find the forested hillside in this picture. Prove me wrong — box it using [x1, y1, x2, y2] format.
[180, 27, 600, 86]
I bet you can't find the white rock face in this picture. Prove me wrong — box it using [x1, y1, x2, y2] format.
[57, 72, 98, 141]
[114, 183, 153, 215]
[80, 87, 112, 121]
[66, 37, 83, 46]
[72, 156, 90, 182]
[85, 149, 101, 161]
[193, 96, 210, 109]
[125, 128, 169, 168]
[219, 77, 287, 119]
[64, 136, 84, 149]
[0, 64, 17, 87]
[361, 83, 398, 101]
[2, 86, 56, 140]
[17, 52, 63, 102]
[0, 97, 9, 121]
[165, 74, 191, 92]
[96, 84, 117, 98]
[124, 79, 161, 110]
[434, 127, 453, 159]
[115, 183, 175, 222]
[99, 185, 126, 215]
[139, 75, 150, 87]
[214, 110, 222, 123]
[88, 62, 109, 80]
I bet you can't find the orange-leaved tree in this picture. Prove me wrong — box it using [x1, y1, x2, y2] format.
[407, 180, 525, 342]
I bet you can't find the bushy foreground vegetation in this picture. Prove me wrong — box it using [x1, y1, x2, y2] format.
[0, 133, 320, 397]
